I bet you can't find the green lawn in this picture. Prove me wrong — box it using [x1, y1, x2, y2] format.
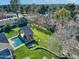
[31, 24, 52, 47]
[15, 46, 53, 59]
[5, 24, 60, 59]
[14, 25, 53, 59]
[46, 34, 62, 57]
[5, 27, 20, 39]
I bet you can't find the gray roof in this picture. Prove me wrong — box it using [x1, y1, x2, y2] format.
[20, 26, 33, 35]
[17, 17, 27, 24]
[0, 49, 13, 59]
[0, 32, 8, 43]
[0, 32, 11, 50]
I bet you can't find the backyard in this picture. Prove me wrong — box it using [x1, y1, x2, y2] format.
[4, 24, 60, 59]
[5, 27, 20, 39]
[0, 0, 79, 59]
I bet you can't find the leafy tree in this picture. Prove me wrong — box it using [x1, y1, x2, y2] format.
[17, 17, 28, 27]
[65, 4, 75, 17]
[10, 0, 20, 17]
[4, 5, 12, 12]
[20, 6, 24, 14]
[56, 21, 79, 59]
[25, 5, 31, 13]
[37, 5, 48, 14]
[4, 21, 11, 32]
[30, 4, 37, 13]
[65, 4, 75, 12]
[10, 0, 20, 12]
[54, 7, 70, 21]
[48, 6, 53, 13]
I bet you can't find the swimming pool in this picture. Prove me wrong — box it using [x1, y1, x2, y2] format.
[8, 36, 24, 50]
[11, 37, 23, 47]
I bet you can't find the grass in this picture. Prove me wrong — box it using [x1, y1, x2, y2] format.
[31, 24, 52, 47]
[5, 27, 20, 39]
[46, 34, 62, 57]
[14, 25, 53, 59]
[15, 46, 53, 59]
[5, 24, 60, 59]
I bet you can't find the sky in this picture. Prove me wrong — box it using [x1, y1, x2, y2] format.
[0, 0, 79, 5]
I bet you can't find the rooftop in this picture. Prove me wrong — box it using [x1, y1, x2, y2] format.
[0, 32, 8, 43]
[0, 32, 11, 50]
[20, 26, 33, 35]
[0, 48, 13, 59]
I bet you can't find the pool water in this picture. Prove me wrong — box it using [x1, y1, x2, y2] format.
[11, 37, 23, 47]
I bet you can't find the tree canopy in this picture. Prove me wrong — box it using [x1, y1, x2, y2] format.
[10, 0, 20, 12]
[54, 7, 70, 20]
[37, 5, 48, 14]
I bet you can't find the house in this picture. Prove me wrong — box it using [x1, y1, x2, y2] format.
[0, 32, 14, 59]
[19, 26, 35, 48]
[17, 17, 28, 27]
[0, 49, 14, 59]
[0, 17, 28, 30]
[8, 19, 17, 27]
[20, 26, 33, 41]
[5, 13, 17, 18]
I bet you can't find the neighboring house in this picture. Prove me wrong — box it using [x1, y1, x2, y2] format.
[0, 17, 28, 30]
[0, 49, 14, 59]
[8, 19, 17, 27]
[8, 17, 28, 27]
[0, 21, 5, 31]
[0, 32, 14, 59]
[17, 17, 28, 27]
[5, 13, 17, 18]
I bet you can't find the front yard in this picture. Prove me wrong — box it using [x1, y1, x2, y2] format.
[5, 24, 60, 59]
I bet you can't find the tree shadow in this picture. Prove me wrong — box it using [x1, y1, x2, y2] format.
[24, 40, 38, 49]
[4, 29, 13, 33]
